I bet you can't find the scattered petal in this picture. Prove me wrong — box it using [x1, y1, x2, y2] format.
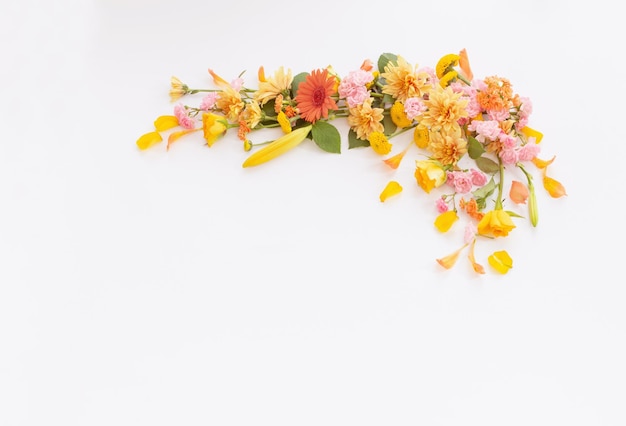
[532, 155, 556, 169]
[543, 176, 567, 198]
[458, 48, 473, 81]
[436, 243, 468, 270]
[383, 145, 410, 169]
[154, 115, 179, 131]
[379, 181, 403, 202]
[242, 125, 312, 167]
[136, 131, 162, 150]
[509, 180, 529, 204]
[520, 126, 543, 144]
[434, 210, 459, 233]
[488, 250, 513, 274]
[468, 238, 485, 274]
[167, 128, 201, 150]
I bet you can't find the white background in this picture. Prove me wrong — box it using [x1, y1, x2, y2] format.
[1, 1, 625, 425]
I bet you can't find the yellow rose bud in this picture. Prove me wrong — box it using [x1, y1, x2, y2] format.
[414, 160, 446, 193]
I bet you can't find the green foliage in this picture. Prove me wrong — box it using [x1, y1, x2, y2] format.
[311, 121, 341, 153]
[475, 156, 499, 174]
[467, 136, 485, 159]
[291, 72, 308, 98]
[377, 53, 397, 74]
[348, 129, 370, 149]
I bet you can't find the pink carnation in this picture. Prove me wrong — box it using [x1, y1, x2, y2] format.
[468, 120, 502, 142]
[435, 198, 449, 213]
[230, 77, 244, 91]
[499, 133, 517, 149]
[487, 109, 510, 121]
[199, 93, 218, 111]
[469, 169, 487, 186]
[499, 148, 518, 165]
[404, 97, 426, 120]
[452, 172, 473, 194]
[174, 103, 196, 129]
[518, 143, 541, 161]
[338, 69, 373, 107]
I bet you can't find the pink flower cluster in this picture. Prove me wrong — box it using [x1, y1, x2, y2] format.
[338, 69, 374, 108]
[174, 103, 196, 129]
[446, 169, 488, 194]
[466, 119, 541, 165]
[404, 97, 426, 120]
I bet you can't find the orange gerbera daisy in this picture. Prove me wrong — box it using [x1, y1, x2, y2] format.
[294, 69, 338, 123]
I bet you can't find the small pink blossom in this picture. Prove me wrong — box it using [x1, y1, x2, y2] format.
[487, 109, 510, 122]
[230, 77, 244, 91]
[469, 169, 487, 186]
[499, 148, 518, 165]
[338, 69, 374, 108]
[499, 133, 517, 149]
[199, 93, 219, 111]
[452, 172, 473, 194]
[174, 103, 196, 129]
[464, 222, 478, 244]
[435, 197, 449, 213]
[468, 119, 501, 142]
[404, 97, 426, 120]
[518, 143, 541, 161]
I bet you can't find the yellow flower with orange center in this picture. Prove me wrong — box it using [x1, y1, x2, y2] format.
[477, 209, 516, 238]
[240, 100, 263, 130]
[414, 159, 446, 193]
[347, 97, 384, 140]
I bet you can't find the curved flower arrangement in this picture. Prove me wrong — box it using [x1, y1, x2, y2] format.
[136, 49, 566, 275]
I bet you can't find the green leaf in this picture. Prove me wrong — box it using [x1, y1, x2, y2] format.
[383, 114, 397, 135]
[377, 53, 398, 74]
[291, 72, 308, 98]
[505, 210, 524, 219]
[311, 121, 341, 154]
[473, 177, 496, 200]
[348, 129, 370, 149]
[467, 136, 485, 159]
[475, 156, 500, 174]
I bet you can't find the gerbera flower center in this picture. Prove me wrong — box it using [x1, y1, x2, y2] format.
[313, 87, 326, 106]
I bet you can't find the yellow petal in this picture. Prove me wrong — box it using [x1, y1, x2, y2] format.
[509, 180, 529, 204]
[379, 181, 402, 202]
[154, 115, 179, 131]
[439, 70, 458, 88]
[258, 66, 266, 82]
[520, 126, 543, 144]
[208, 68, 230, 87]
[436, 243, 468, 270]
[468, 238, 485, 274]
[167, 128, 201, 150]
[543, 176, 567, 198]
[532, 155, 556, 169]
[136, 131, 163, 150]
[242, 125, 312, 168]
[434, 210, 459, 233]
[488, 250, 513, 274]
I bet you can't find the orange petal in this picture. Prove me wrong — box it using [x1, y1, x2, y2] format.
[208, 68, 230, 87]
[383, 145, 410, 169]
[167, 128, 202, 150]
[258, 66, 266, 82]
[458, 48, 473, 81]
[509, 180, 529, 204]
[379, 181, 403, 202]
[488, 250, 513, 274]
[136, 131, 163, 150]
[437, 243, 468, 270]
[543, 176, 567, 198]
[468, 238, 485, 274]
[360, 59, 373, 71]
[154, 115, 179, 131]
[532, 155, 556, 169]
[434, 210, 459, 233]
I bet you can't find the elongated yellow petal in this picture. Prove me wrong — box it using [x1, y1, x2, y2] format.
[543, 176, 567, 198]
[167, 128, 201, 150]
[208, 68, 230, 87]
[520, 126, 543, 144]
[242, 125, 312, 168]
[532, 155, 556, 169]
[379, 181, 402, 202]
[434, 210, 459, 233]
[258, 66, 266, 82]
[488, 250, 513, 274]
[136, 131, 162, 150]
[383, 145, 410, 169]
[154, 115, 179, 131]
[468, 238, 485, 274]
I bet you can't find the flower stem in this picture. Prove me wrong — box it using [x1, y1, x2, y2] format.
[495, 158, 504, 210]
[518, 163, 539, 226]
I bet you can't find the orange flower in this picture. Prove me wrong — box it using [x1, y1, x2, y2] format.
[459, 198, 484, 221]
[294, 69, 338, 123]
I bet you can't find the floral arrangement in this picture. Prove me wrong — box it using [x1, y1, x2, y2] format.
[136, 49, 566, 275]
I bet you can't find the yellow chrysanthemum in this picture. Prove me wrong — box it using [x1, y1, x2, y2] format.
[240, 100, 263, 130]
[277, 111, 292, 134]
[347, 97, 384, 140]
[435, 53, 459, 79]
[420, 85, 469, 132]
[368, 132, 392, 155]
[254, 66, 293, 106]
[427, 127, 467, 166]
[390, 101, 412, 128]
[381, 56, 431, 102]
[216, 86, 245, 123]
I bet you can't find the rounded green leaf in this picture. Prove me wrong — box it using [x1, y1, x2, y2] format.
[311, 121, 341, 154]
